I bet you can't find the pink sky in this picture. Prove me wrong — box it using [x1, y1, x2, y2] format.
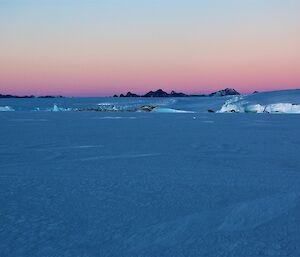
[0, 0, 299, 96]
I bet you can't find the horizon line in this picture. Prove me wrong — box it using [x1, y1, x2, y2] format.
[1, 88, 300, 98]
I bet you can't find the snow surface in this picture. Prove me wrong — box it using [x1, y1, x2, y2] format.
[1, 90, 300, 256]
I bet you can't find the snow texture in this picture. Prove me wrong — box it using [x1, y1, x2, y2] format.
[1, 89, 300, 256]
[218, 90, 300, 113]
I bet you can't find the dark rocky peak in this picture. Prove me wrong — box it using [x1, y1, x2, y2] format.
[125, 92, 140, 97]
[143, 89, 169, 97]
[170, 91, 188, 97]
[209, 88, 240, 97]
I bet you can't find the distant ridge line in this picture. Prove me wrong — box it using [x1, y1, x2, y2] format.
[0, 88, 241, 98]
[0, 94, 64, 99]
[114, 88, 240, 98]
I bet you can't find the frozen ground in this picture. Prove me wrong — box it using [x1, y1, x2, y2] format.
[1, 107, 300, 257]
[1, 90, 300, 256]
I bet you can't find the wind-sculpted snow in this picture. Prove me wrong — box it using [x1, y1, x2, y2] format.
[218, 91, 300, 113]
[0, 111, 300, 256]
[219, 101, 300, 114]
[264, 103, 300, 113]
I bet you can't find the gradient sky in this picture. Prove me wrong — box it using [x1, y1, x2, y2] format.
[0, 0, 300, 96]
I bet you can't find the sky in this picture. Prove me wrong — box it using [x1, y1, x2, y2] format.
[0, 0, 299, 96]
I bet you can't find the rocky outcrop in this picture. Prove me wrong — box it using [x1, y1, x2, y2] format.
[137, 105, 157, 112]
[116, 89, 189, 98]
[209, 88, 240, 97]
[169, 91, 188, 97]
[125, 92, 140, 97]
[143, 89, 169, 97]
[0, 94, 34, 98]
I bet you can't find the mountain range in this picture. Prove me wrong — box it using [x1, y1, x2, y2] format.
[114, 88, 240, 98]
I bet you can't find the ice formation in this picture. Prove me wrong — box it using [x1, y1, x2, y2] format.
[0, 106, 15, 111]
[218, 97, 300, 114]
[151, 107, 195, 113]
[48, 105, 72, 112]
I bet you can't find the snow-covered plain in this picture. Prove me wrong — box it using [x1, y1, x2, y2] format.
[1, 90, 300, 256]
